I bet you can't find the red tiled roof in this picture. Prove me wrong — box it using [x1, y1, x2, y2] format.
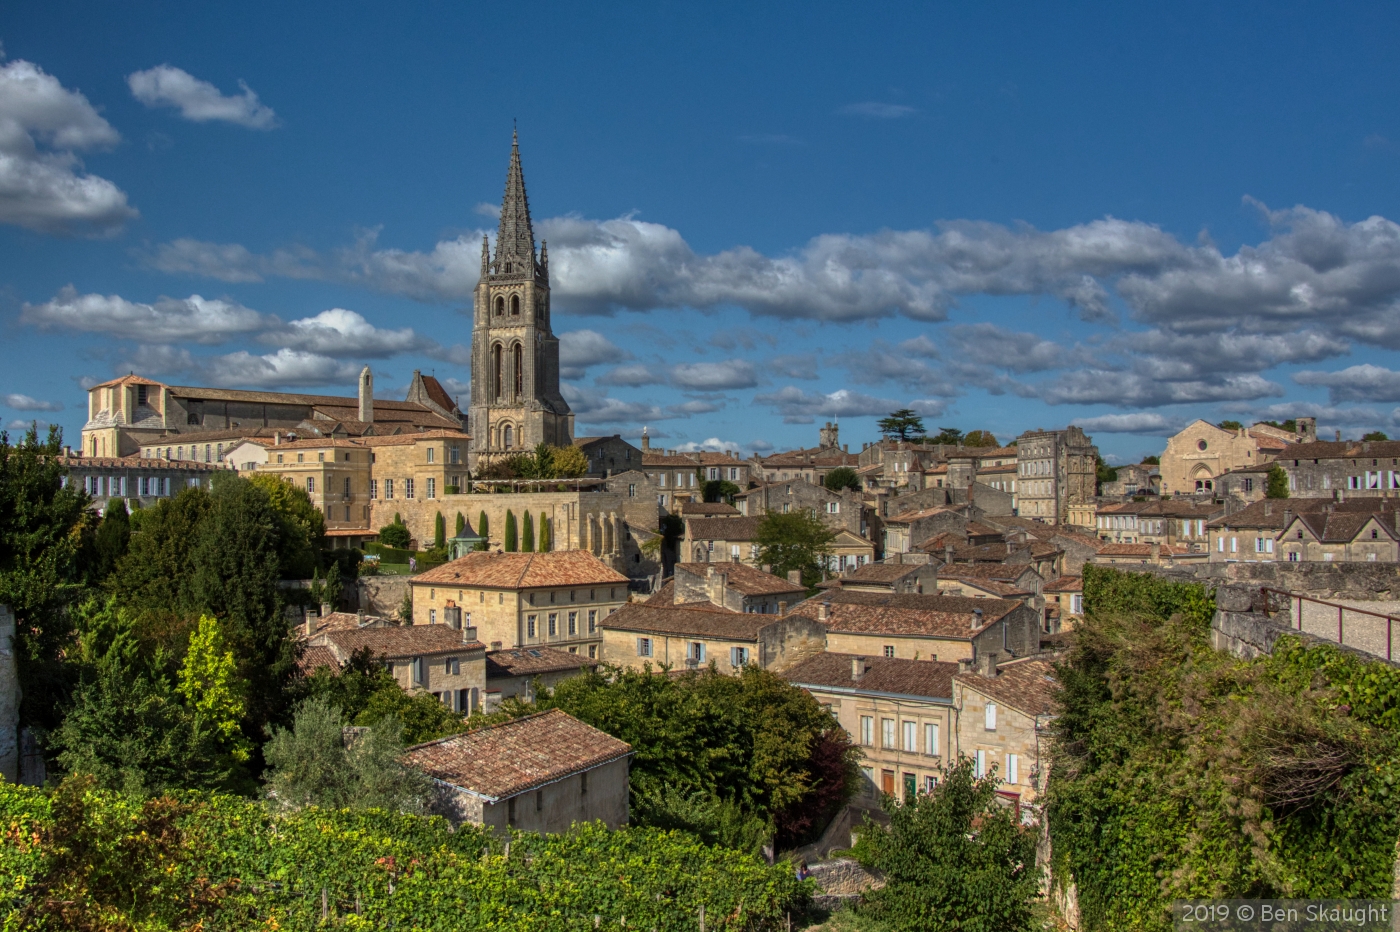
[1042, 575, 1083, 593]
[485, 647, 597, 679]
[673, 562, 806, 596]
[678, 502, 741, 516]
[686, 516, 763, 541]
[784, 652, 957, 700]
[840, 562, 928, 583]
[1096, 543, 1184, 556]
[405, 709, 631, 801]
[410, 551, 630, 588]
[955, 657, 1058, 718]
[602, 603, 787, 640]
[313, 624, 483, 659]
[60, 454, 225, 472]
[297, 645, 341, 675]
[789, 590, 1019, 638]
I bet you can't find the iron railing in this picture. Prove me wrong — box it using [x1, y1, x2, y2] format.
[1260, 587, 1400, 661]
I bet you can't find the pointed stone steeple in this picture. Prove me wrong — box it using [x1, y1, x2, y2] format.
[493, 128, 537, 276]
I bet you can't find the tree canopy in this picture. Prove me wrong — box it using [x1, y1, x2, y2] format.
[823, 466, 860, 492]
[755, 510, 835, 589]
[1265, 463, 1290, 499]
[877, 409, 926, 441]
[962, 430, 999, 448]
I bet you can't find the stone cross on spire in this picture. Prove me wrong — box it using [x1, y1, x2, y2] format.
[493, 128, 537, 276]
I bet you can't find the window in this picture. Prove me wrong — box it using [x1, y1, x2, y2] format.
[860, 716, 874, 746]
[974, 749, 987, 778]
[923, 775, 938, 794]
[588, 644, 597, 658]
[731, 646, 749, 667]
[548, 613, 557, 636]
[298, 453, 305, 463]
[446, 657, 460, 676]
[1007, 753, 1019, 785]
[637, 637, 653, 657]
[984, 702, 997, 731]
[404, 478, 415, 499]
[881, 718, 895, 749]
[426, 477, 436, 499]
[369, 479, 378, 499]
[688, 641, 705, 663]
[883, 645, 895, 659]
[527, 615, 537, 638]
[315, 451, 323, 463]
[903, 773, 917, 799]
[925, 722, 940, 757]
[306, 477, 315, 494]
[385, 479, 395, 500]
[568, 611, 577, 635]
[580, 771, 588, 796]
[1071, 593, 1083, 614]
[588, 609, 597, 632]
[427, 447, 435, 463]
[827, 502, 840, 513]
[1230, 537, 1238, 554]
[902, 720, 916, 752]
[429, 609, 437, 624]
[412, 657, 425, 687]
[1243, 478, 1253, 492]
[344, 477, 351, 496]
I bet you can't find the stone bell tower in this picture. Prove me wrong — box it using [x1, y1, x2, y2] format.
[468, 130, 573, 468]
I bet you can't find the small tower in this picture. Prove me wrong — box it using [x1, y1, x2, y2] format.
[358, 366, 374, 424]
[820, 422, 839, 449]
[641, 426, 650, 452]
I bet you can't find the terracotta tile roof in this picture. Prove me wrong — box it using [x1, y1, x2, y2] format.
[643, 453, 702, 467]
[937, 563, 1039, 583]
[1274, 439, 1400, 460]
[789, 590, 1019, 638]
[1209, 498, 1398, 532]
[757, 448, 859, 468]
[297, 645, 341, 675]
[976, 462, 1017, 474]
[141, 427, 283, 446]
[949, 542, 1012, 562]
[351, 429, 470, 446]
[840, 562, 928, 583]
[410, 551, 630, 588]
[91, 374, 164, 389]
[1096, 543, 1185, 556]
[940, 578, 1030, 598]
[485, 647, 598, 679]
[1042, 575, 1083, 593]
[314, 624, 483, 659]
[266, 438, 367, 450]
[955, 657, 1058, 718]
[784, 652, 957, 700]
[886, 505, 959, 524]
[689, 451, 747, 465]
[975, 446, 1019, 459]
[964, 522, 1003, 537]
[302, 611, 395, 638]
[686, 516, 763, 541]
[60, 455, 224, 472]
[405, 709, 631, 801]
[1289, 509, 1400, 544]
[601, 603, 782, 640]
[678, 502, 741, 516]
[417, 374, 459, 414]
[673, 562, 806, 596]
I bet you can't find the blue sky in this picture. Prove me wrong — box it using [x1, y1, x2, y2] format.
[4, 2, 1400, 462]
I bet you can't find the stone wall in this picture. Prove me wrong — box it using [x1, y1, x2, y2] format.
[358, 575, 411, 619]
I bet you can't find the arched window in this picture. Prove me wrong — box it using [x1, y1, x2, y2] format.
[513, 343, 523, 398]
[492, 344, 503, 400]
[511, 294, 520, 316]
[503, 424, 514, 450]
[495, 296, 505, 317]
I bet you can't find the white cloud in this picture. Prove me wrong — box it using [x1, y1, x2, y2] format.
[262, 307, 430, 357]
[1040, 370, 1283, 407]
[561, 385, 667, 425]
[674, 437, 743, 453]
[1070, 412, 1186, 434]
[597, 364, 664, 387]
[3, 393, 62, 411]
[670, 359, 758, 391]
[473, 202, 501, 220]
[126, 344, 359, 389]
[1294, 364, 1400, 403]
[667, 399, 727, 416]
[559, 329, 629, 379]
[0, 59, 135, 233]
[6, 418, 51, 432]
[22, 285, 274, 343]
[753, 386, 900, 424]
[839, 102, 918, 119]
[127, 65, 277, 129]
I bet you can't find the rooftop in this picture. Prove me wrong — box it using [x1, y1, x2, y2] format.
[784, 652, 957, 701]
[411, 551, 630, 589]
[312, 623, 483, 659]
[685, 515, 763, 541]
[602, 602, 786, 640]
[405, 709, 632, 801]
[789, 589, 1020, 638]
[485, 646, 598, 679]
[677, 502, 741, 516]
[1042, 575, 1083, 593]
[673, 562, 806, 596]
[955, 656, 1058, 718]
[1208, 497, 1399, 531]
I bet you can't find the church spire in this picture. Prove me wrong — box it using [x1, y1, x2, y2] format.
[493, 128, 536, 275]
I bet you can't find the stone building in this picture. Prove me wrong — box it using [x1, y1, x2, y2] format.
[787, 591, 1041, 664]
[303, 622, 486, 714]
[1206, 497, 1400, 563]
[643, 450, 704, 511]
[575, 435, 644, 476]
[1100, 462, 1159, 497]
[647, 562, 807, 615]
[1222, 438, 1400, 500]
[602, 602, 826, 673]
[783, 652, 955, 802]
[683, 515, 763, 565]
[882, 506, 973, 555]
[823, 561, 942, 595]
[733, 477, 868, 537]
[751, 433, 860, 486]
[468, 132, 573, 464]
[1014, 427, 1098, 527]
[84, 369, 462, 460]
[952, 655, 1057, 806]
[1158, 419, 1308, 495]
[1042, 575, 1083, 629]
[62, 454, 222, 511]
[408, 551, 630, 657]
[409, 709, 631, 833]
[485, 646, 597, 705]
[1094, 500, 1220, 552]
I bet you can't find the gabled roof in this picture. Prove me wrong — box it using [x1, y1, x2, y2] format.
[784, 652, 957, 701]
[1285, 509, 1400, 544]
[789, 590, 1021, 639]
[1096, 543, 1185, 556]
[406, 709, 631, 802]
[1042, 575, 1083, 593]
[410, 551, 630, 589]
[59, 454, 223, 472]
[90, 374, 163, 389]
[937, 563, 1040, 583]
[839, 562, 931, 584]
[685, 516, 763, 541]
[312, 624, 482, 660]
[601, 603, 789, 640]
[1274, 439, 1400, 461]
[485, 647, 597, 679]
[955, 657, 1058, 718]
[678, 502, 741, 516]
[673, 562, 806, 596]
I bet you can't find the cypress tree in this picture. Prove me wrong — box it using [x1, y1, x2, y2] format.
[479, 511, 489, 543]
[455, 512, 466, 536]
[522, 511, 535, 552]
[434, 511, 446, 549]
[504, 510, 518, 552]
[94, 497, 131, 578]
[539, 514, 551, 552]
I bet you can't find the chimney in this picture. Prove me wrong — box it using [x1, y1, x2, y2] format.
[978, 651, 999, 677]
[321, 602, 333, 619]
[1150, 542, 1161, 563]
[462, 625, 478, 644]
[356, 610, 366, 626]
[944, 543, 954, 566]
[1283, 509, 1291, 528]
[970, 607, 983, 630]
[818, 602, 830, 622]
[1336, 430, 1342, 441]
[302, 608, 316, 638]
[1264, 502, 1271, 516]
[787, 570, 801, 586]
[274, 432, 281, 446]
[851, 656, 867, 681]
[958, 657, 974, 674]
[778, 600, 788, 616]
[358, 365, 374, 424]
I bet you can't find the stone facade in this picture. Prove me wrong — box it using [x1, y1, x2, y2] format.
[1015, 427, 1098, 527]
[602, 604, 827, 673]
[1236, 438, 1400, 499]
[734, 477, 868, 536]
[62, 454, 221, 512]
[468, 132, 573, 466]
[1159, 419, 1308, 495]
[952, 655, 1056, 805]
[576, 435, 644, 477]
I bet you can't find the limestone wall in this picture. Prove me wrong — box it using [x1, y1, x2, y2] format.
[358, 575, 411, 618]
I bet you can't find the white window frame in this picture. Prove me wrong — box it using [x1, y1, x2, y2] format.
[730, 646, 749, 667]
[881, 718, 895, 749]
[984, 702, 997, 731]
[902, 720, 916, 752]
[1007, 753, 1019, 785]
[860, 715, 874, 746]
[925, 722, 939, 757]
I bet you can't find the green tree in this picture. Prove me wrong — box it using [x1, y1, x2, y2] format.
[455, 511, 466, 536]
[0, 423, 90, 730]
[478, 510, 490, 544]
[434, 511, 446, 549]
[547, 443, 589, 479]
[538, 514, 551, 552]
[1096, 454, 1118, 488]
[1142, 454, 1160, 465]
[702, 479, 741, 503]
[1219, 419, 1244, 431]
[1259, 418, 1297, 433]
[504, 509, 518, 551]
[962, 430, 999, 448]
[1363, 431, 1390, 441]
[353, 682, 466, 745]
[93, 498, 131, 579]
[930, 427, 964, 445]
[522, 510, 535, 552]
[248, 472, 326, 578]
[378, 520, 410, 549]
[824, 466, 860, 492]
[854, 756, 1039, 931]
[263, 698, 433, 813]
[755, 511, 836, 588]
[178, 615, 252, 773]
[1265, 463, 1290, 499]
[877, 409, 926, 441]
